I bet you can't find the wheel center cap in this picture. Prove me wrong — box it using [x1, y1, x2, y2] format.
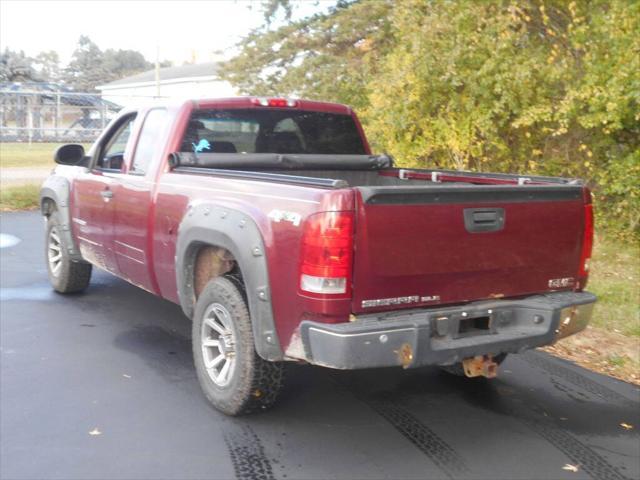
[219, 334, 234, 355]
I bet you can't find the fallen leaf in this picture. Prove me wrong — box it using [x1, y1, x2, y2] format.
[562, 464, 579, 472]
[88, 428, 102, 436]
[620, 423, 633, 430]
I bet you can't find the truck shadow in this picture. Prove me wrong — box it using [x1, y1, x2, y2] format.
[85, 271, 639, 441]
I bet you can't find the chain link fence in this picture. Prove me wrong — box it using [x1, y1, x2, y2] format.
[0, 90, 123, 143]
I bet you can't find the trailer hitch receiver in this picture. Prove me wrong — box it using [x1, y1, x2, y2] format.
[462, 355, 498, 378]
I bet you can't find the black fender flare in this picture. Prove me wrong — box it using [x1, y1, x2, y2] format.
[175, 202, 283, 361]
[39, 175, 84, 262]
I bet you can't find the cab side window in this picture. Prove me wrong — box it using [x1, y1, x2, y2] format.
[131, 109, 168, 174]
[97, 115, 136, 170]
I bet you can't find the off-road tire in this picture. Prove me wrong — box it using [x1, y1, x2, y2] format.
[45, 212, 92, 293]
[192, 277, 285, 416]
[439, 353, 508, 377]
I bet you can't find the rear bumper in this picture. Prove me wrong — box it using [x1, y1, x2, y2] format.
[297, 291, 596, 370]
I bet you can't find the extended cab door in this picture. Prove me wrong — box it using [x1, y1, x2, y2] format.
[71, 114, 137, 273]
[111, 108, 170, 293]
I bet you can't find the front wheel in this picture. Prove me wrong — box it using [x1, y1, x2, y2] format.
[45, 212, 92, 293]
[192, 277, 285, 415]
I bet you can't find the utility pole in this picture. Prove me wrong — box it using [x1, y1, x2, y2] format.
[155, 44, 161, 98]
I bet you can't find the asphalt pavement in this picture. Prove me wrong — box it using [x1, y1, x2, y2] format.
[1, 211, 639, 480]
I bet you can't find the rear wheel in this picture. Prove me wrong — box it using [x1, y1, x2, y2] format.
[45, 212, 92, 293]
[439, 353, 508, 377]
[192, 277, 284, 415]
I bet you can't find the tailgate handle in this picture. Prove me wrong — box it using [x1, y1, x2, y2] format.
[464, 208, 505, 233]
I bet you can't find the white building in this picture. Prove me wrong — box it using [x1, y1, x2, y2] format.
[97, 62, 236, 108]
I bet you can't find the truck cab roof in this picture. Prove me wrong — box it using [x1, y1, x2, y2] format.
[192, 97, 354, 115]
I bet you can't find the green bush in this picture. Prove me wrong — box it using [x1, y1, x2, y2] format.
[365, 0, 639, 235]
[222, 0, 639, 236]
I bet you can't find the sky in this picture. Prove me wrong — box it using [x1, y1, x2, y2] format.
[0, 0, 330, 66]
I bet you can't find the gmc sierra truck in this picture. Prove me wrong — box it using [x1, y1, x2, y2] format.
[40, 97, 596, 415]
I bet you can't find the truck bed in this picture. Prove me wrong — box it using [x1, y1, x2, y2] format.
[172, 153, 589, 315]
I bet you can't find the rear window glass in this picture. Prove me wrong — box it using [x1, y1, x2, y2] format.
[180, 108, 366, 155]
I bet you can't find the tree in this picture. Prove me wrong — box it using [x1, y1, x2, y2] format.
[0, 48, 38, 82]
[102, 49, 152, 80]
[63, 36, 155, 91]
[219, 0, 395, 110]
[365, 0, 639, 232]
[34, 50, 61, 82]
[221, 0, 639, 234]
[261, 0, 293, 23]
[64, 35, 107, 91]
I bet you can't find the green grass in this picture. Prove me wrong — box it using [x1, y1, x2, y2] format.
[0, 142, 91, 169]
[0, 184, 40, 210]
[588, 233, 640, 337]
[607, 355, 627, 367]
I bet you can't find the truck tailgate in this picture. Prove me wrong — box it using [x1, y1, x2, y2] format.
[352, 185, 586, 313]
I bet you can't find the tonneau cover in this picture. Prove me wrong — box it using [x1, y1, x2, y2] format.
[171, 153, 393, 170]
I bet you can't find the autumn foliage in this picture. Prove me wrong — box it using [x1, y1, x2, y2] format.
[221, 1, 639, 234]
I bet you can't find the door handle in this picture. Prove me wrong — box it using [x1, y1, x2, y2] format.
[100, 190, 114, 199]
[463, 208, 505, 233]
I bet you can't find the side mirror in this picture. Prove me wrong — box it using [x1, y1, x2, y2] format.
[54, 144, 86, 166]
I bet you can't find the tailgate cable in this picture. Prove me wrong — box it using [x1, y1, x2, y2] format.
[398, 169, 441, 182]
[398, 169, 547, 186]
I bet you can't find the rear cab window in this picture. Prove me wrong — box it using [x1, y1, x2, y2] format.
[180, 108, 366, 155]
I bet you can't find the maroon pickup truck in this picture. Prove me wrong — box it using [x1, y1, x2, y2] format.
[41, 97, 596, 415]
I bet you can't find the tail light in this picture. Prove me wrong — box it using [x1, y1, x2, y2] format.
[251, 97, 298, 108]
[300, 211, 354, 296]
[577, 190, 594, 288]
